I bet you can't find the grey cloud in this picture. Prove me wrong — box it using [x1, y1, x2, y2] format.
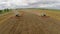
[0, 0, 60, 9]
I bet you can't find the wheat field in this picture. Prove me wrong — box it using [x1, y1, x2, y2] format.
[0, 9, 60, 34]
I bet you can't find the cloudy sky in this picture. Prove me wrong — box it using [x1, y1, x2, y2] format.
[0, 0, 60, 9]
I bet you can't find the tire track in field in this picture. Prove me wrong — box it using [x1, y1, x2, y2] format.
[33, 14, 60, 34]
[0, 12, 13, 21]
[0, 16, 17, 34]
[20, 13, 45, 34]
[23, 12, 60, 34]
[0, 12, 14, 24]
[0, 16, 23, 34]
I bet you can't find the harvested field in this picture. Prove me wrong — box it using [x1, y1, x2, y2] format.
[0, 9, 60, 34]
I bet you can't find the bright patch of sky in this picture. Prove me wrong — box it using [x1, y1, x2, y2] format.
[0, 0, 60, 9]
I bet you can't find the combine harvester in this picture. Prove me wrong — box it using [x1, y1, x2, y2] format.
[13, 9, 20, 17]
[40, 9, 46, 17]
[13, 9, 24, 17]
[40, 9, 50, 18]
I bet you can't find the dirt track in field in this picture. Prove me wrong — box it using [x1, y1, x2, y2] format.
[0, 11, 60, 34]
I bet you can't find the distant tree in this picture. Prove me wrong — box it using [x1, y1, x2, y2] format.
[0, 10, 2, 14]
[4, 8, 10, 12]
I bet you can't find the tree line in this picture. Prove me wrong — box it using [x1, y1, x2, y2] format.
[0, 9, 11, 14]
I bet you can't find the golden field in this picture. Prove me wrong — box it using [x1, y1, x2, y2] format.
[0, 9, 60, 34]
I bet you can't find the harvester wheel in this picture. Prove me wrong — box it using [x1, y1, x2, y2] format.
[43, 14, 46, 16]
[16, 14, 20, 17]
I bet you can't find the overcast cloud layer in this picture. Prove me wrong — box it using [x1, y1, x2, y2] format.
[0, 0, 60, 9]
